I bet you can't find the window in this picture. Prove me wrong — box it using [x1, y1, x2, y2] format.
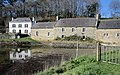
[12, 29, 16, 33]
[62, 28, 64, 32]
[19, 55, 22, 58]
[82, 28, 86, 32]
[25, 24, 28, 28]
[48, 32, 50, 36]
[13, 54, 16, 57]
[18, 24, 22, 28]
[36, 31, 38, 36]
[25, 55, 28, 58]
[25, 30, 28, 33]
[61, 35, 64, 38]
[12, 24, 16, 28]
[72, 28, 75, 32]
[25, 50, 28, 53]
[117, 33, 120, 37]
[104, 33, 108, 37]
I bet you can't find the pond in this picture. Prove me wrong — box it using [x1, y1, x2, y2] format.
[0, 46, 96, 75]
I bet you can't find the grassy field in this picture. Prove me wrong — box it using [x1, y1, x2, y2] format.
[34, 55, 120, 75]
[0, 37, 37, 42]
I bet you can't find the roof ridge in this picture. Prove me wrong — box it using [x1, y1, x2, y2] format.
[60, 17, 95, 20]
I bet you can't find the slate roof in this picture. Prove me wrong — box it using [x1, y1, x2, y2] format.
[32, 22, 56, 29]
[10, 18, 31, 23]
[98, 19, 120, 29]
[55, 18, 96, 27]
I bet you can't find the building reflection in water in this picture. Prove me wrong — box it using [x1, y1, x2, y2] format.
[10, 49, 32, 62]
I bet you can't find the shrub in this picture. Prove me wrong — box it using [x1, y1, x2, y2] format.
[54, 35, 95, 42]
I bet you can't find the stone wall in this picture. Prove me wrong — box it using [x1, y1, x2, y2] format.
[54, 27, 96, 39]
[31, 29, 54, 41]
[96, 29, 120, 44]
[0, 33, 15, 39]
[42, 42, 96, 49]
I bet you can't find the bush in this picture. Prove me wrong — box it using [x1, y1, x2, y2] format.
[54, 35, 95, 42]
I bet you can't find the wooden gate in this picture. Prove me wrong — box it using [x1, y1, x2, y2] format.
[97, 43, 120, 64]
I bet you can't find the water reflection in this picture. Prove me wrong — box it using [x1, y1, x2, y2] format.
[0, 47, 96, 75]
[10, 49, 32, 62]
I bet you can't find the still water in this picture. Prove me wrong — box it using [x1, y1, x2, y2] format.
[0, 47, 96, 75]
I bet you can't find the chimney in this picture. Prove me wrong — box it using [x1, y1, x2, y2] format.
[32, 17, 35, 21]
[56, 16, 58, 21]
[12, 17, 14, 21]
[32, 17, 36, 26]
[95, 14, 99, 27]
[96, 14, 99, 21]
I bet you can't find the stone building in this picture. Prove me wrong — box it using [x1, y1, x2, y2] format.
[31, 22, 56, 41]
[96, 19, 120, 44]
[31, 17, 120, 44]
[54, 18, 97, 39]
[31, 17, 97, 41]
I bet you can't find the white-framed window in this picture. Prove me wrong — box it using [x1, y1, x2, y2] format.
[25, 24, 28, 28]
[12, 29, 16, 33]
[117, 33, 120, 37]
[18, 24, 22, 28]
[62, 28, 65, 32]
[104, 33, 109, 37]
[13, 54, 16, 57]
[12, 24, 16, 28]
[25, 55, 28, 58]
[82, 28, 86, 32]
[36, 31, 38, 36]
[72, 28, 75, 32]
[48, 32, 50, 36]
[19, 55, 22, 58]
[25, 30, 28, 33]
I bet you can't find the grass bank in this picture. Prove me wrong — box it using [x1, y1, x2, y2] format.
[0, 37, 37, 42]
[34, 55, 120, 75]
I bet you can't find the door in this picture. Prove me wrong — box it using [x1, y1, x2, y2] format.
[19, 30, 21, 34]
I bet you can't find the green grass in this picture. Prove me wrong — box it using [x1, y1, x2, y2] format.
[15, 37, 38, 42]
[34, 55, 120, 75]
[0, 37, 38, 42]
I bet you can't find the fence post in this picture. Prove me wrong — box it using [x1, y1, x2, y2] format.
[97, 42, 101, 61]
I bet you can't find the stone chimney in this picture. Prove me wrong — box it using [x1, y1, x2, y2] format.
[95, 14, 99, 27]
[12, 17, 14, 21]
[96, 14, 99, 21]
[32, 17, 36, 26]
[32, 17, 35, 21]
[56, 16, 59, 21]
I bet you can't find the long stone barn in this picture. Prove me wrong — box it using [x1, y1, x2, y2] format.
[31, 17, 120, 44]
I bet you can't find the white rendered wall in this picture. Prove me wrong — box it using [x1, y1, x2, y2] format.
[9, 22, 32, 35]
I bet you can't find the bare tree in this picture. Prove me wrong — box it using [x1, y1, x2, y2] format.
[110, 0, 120, 18]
